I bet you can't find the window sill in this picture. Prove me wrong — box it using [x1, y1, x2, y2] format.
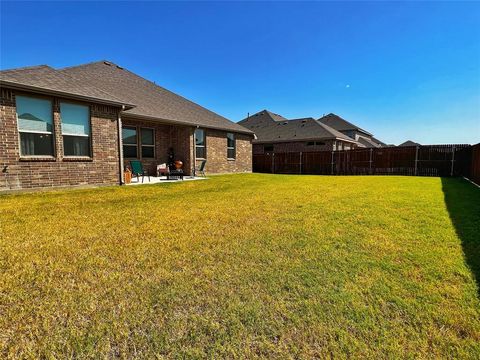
[19, 156, 56, 162]
[63, 156, 93, 162]
[227, 158, 236, 161]
[195, 158, 207, 161]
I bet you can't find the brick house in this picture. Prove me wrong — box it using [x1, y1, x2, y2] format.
[0, 61, 253, 191]
[239, 110, 358, 155]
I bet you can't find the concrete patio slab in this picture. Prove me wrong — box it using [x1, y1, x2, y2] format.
[126, 176, 207, 185]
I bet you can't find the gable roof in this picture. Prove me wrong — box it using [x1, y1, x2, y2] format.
[318, 113, 372, 136]
[239, 110, 355, 143]
[0, 65, 133, 108]
[398, 140, 420, 147]
[262, 110, 288, 122]
[60, 61, 252, 134]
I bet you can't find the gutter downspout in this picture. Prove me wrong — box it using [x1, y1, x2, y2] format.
[118, 106, 125, 185]
[193, 125, 199, 176]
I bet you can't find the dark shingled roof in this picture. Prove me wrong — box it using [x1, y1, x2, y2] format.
[398, 140, 420, 147]
[60, 61, 252, 134]
[0, 65, 133, 107]
[318, 113, 372, 136]
[1, 61, 252, 135]
[239, 110, 355, 143]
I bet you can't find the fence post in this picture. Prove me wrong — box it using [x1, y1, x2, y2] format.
[272, 152, 275, 174]
[451, 146, 456, 176]
[331, 151, 335, 175]
[299, 151, 302, 175]
[369, 148, 373, 175]
[414, 146, 419, 176]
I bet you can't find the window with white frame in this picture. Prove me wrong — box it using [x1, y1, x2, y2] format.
[195, 128, 206, 159]
[227, 132, 236, 159]
[60, 102, 91, 156]
[122, 126, 137, 158]
[141, 128, 155, 158]
[16, 95, 54, 156]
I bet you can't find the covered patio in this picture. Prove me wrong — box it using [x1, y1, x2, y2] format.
[121, 117, 194, 181]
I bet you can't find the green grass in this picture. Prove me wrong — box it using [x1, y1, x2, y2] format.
[1, 174, 479, 359]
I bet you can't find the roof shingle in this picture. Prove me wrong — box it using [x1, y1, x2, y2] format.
[318, 113, 372, 136]
[1, 61, 253, 135]
[60, 61, 252, 134]
[0, 65, 133, 107]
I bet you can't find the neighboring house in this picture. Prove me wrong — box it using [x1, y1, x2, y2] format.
[0, 61, 254, 191]
[317, 113, 385, 148]
[398, 140, 421, 147]
[239, 110, 358, 155]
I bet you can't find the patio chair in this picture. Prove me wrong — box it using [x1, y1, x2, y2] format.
[157, 163, 169, 177]
[130, 160, 150, 183]
[196, 159, 207, 177]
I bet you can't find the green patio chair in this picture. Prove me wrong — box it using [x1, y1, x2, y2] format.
[130, 160, 150, 183]
[196, 159, 207, 177]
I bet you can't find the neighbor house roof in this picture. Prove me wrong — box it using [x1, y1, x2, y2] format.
[398, 140, 420, 147]
[357, 136, 381, 148]
[0, 65, 134, 108]
[60, 61, 253, 134]
[239, 110, 356, 143]
[318, 113, 373, 136]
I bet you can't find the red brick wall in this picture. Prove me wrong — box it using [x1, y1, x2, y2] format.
[0, 88, 121, 190]
[195, 128, 252, 174]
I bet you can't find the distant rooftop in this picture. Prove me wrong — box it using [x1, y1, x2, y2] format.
[239, 110, 355, 143]
[318, 113, 372, 136]
[398, 140, 421, 147]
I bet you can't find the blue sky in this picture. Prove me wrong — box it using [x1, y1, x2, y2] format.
[1, 1, 479, 145]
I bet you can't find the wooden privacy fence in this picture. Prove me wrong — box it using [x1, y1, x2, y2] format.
[470, 143, 480, 185]
[253, 144, 479, 179]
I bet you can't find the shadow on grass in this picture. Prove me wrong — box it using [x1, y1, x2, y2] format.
[441, 177, 480, 296]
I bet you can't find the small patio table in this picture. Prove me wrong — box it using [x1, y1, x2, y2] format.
[167, 169, 184, 180]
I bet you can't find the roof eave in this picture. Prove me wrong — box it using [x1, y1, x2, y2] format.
[356, 128, 373, 137]
[335, 137, 358, 144]
[0, 80, 136, 109]
[121, 112, 255, 136]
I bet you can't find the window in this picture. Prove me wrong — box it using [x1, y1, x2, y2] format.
[122, 126, 137, 158]
[122, 126, 155, 159]
[141, 128, 155, 158]
[195, 128, 206, 159]
[60, 102, 91, 156]
[306, 141, 315, 146]
[264, 145, 274, 152]
[16, 95, 54, 156]
[227, 133, 236, 159]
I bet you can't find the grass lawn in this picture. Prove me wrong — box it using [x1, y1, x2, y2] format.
[1, 174, 479, 358]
